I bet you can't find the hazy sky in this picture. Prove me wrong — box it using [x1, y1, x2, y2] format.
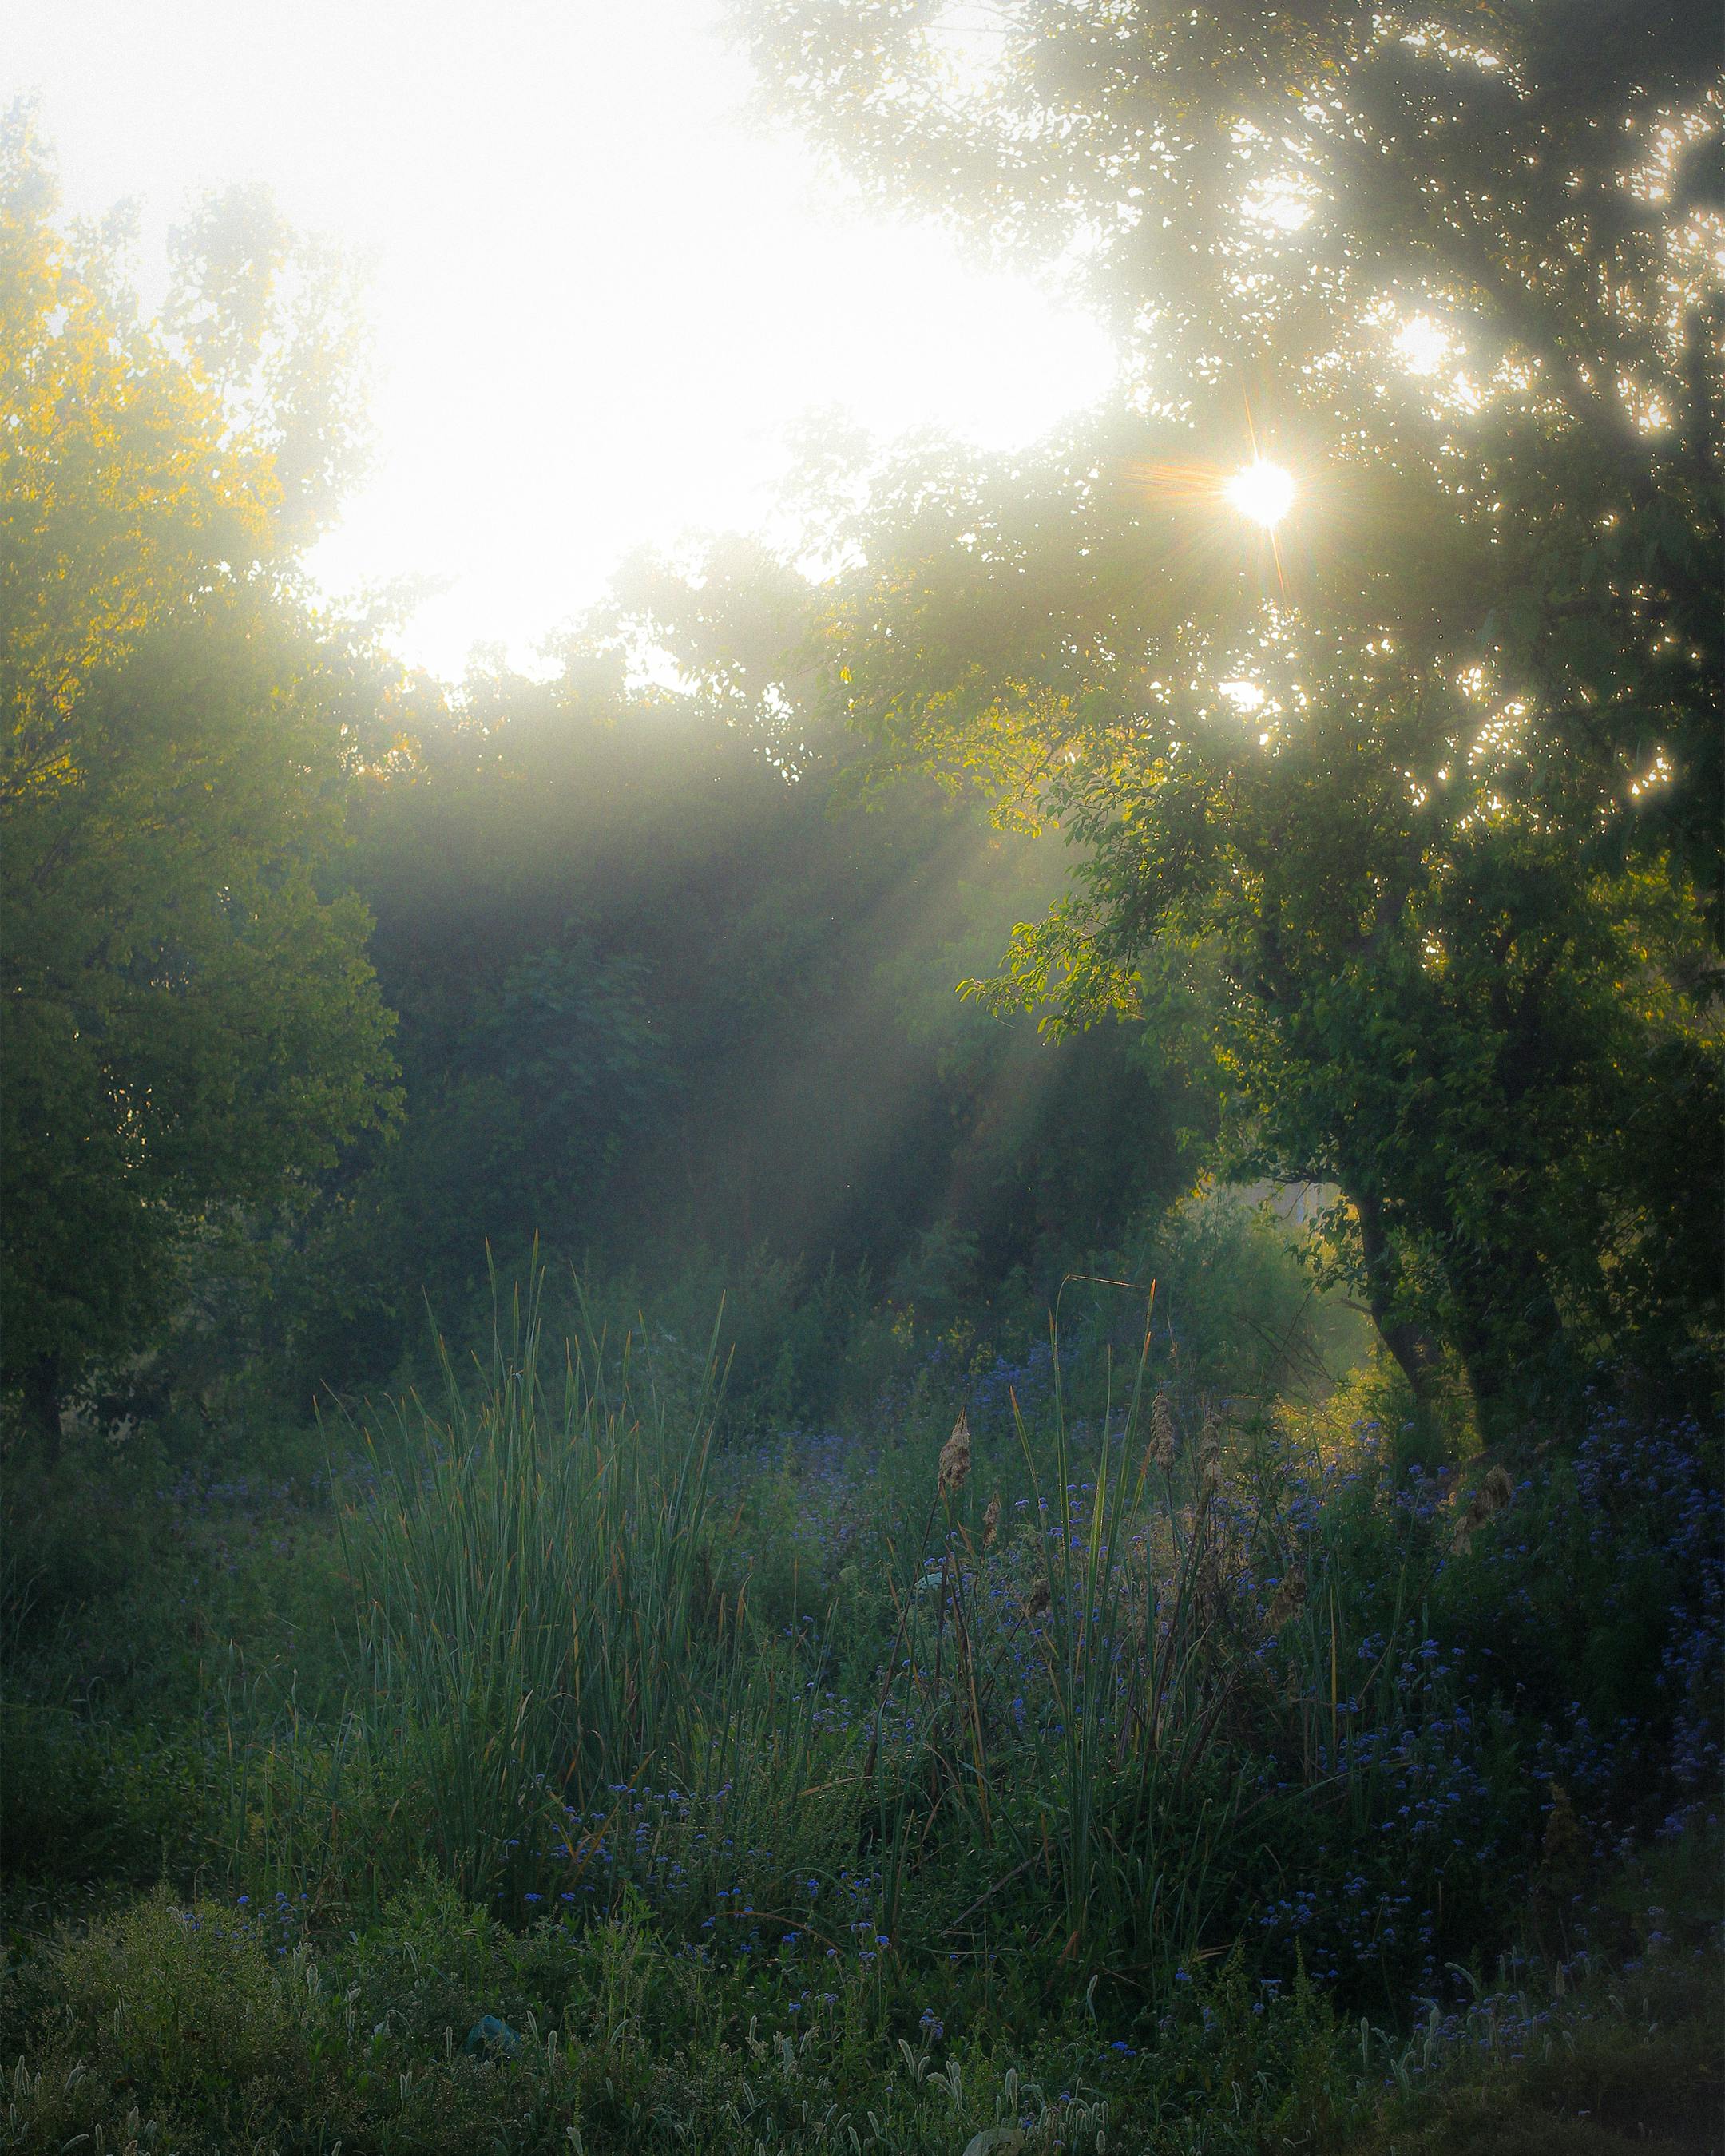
[14, 2, 1115, 678]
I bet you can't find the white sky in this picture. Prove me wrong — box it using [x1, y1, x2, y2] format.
[14, 2, 1115, 679]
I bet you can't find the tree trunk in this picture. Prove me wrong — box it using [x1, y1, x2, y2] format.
[1445, 1239, 1572, 1451]
[1349, 1187, 1445, 1406]
[22, 1353, 62, 1468]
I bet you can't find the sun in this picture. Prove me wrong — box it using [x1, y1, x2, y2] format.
[1223, 459, 1295, 528]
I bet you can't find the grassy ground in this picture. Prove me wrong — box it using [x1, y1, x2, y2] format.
[0, 1845, 1716, 2150]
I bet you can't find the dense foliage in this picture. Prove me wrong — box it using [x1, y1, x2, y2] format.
[739, 0, 1725, 1429]
[0, 116, 397, 1435]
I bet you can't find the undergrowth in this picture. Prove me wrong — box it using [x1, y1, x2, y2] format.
[2, 1219, 1718, 2150]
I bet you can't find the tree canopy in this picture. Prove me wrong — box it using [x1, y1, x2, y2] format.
[737, 3, 1724, 1419]
[5, 15, 1719, 1437]
[0, 113, 397, 1429]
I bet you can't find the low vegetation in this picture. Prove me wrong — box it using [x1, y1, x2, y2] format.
[5, 1211, 1719, 2149]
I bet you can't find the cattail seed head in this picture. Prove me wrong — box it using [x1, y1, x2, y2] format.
[1451, 1461, 1516, 1553]
[938, 1409, 971, 1496]
[982, 1490, 1001, 1549]
[1538, 1781, 1584, 1893]
[1148, 1391, 1176, 1473]
[1025, 1575, 1052, 1619]
[1263, 1563, 1306, 1632]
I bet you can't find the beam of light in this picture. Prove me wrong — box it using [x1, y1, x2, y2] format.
[1127, 458, 1243, 509]
[1222, 460, 1295, 528]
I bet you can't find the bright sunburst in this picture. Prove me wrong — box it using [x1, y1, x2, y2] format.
[1223, 459, 1295, 527]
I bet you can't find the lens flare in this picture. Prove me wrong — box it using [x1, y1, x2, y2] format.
[1223, 460, 1295, 527]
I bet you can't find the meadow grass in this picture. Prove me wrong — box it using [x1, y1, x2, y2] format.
[2, 1236, 1718, 2149]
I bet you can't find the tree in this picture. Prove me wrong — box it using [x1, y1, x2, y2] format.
[739, 5, 1724, 1419]
[0, 113, 397, 1437]
[292, 928, 674, 1374]
[272, 545, 1204, 1392]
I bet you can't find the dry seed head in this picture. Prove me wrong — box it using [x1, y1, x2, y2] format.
[1124, 1591, 1148, 1647]
[1539, 1781, 1585, 1891]
[1024, 1575, 1053, 1620]
[1148, 1391, 1176, 1473]
[1198, 1409, 1223, 1467]
[938, 1410, 972, 1496]
[982, 1490, 1001, 1549]
[1451, 1463, 1516, 1553]
[1263, 1563, 1307, 1632]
